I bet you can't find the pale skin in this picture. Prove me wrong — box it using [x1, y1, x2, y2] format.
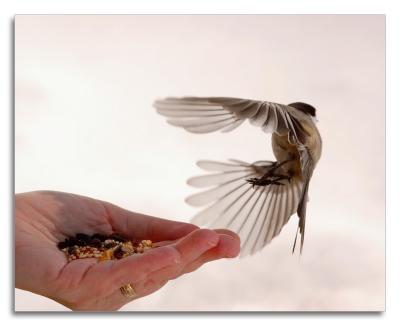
[15, 191, 240, 311]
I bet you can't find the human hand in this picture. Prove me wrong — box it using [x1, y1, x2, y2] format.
[15, 191, 240, 311]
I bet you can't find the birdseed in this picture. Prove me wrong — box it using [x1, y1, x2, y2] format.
[58, 233, 153, 262]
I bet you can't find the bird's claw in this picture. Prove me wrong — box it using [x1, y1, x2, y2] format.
[246, 174, 291, 187]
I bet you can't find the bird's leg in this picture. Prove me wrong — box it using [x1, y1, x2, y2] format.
[247, 159, 294, 187]
[266, 158, 292, 174]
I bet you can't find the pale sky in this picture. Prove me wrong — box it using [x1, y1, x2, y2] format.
[15, 15, 385, 311]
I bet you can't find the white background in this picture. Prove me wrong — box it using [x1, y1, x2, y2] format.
[15, 14, 384, 311]
[1, 0, 400, 324]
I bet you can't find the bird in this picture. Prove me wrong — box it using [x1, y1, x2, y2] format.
[153, 97, 322, 256]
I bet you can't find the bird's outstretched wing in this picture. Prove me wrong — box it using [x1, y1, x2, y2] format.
[186, 159, 303, 256]
[154, 96, 314, 254]
[154, 97, 308, 143]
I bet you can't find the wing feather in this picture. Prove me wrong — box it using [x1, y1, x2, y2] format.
[249, 102, 269, 127]
[220, 119, 245, 132]
[186, 160, 304, 256]
[240, 187, 270, 256]
[154, 97, 309, 141]
[185, 171, 255, 207]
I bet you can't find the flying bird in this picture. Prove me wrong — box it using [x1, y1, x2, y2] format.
[154, 97, 322, 256]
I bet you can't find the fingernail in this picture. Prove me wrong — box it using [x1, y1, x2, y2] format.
[196, 229, 219, 247]
[221, 235, 240, 258]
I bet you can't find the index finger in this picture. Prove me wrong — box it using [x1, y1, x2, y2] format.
[102, 201, 198, 242]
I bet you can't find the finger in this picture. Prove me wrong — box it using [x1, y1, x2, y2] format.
[142, 228, 221, 282]
[152, 239, 178, 248]
[172, 228, 220, 265]
[110, 245, 181, 287]
[102, 201, 198, 241]
[141, 229, 239, 283]
[147, 229, 240, 280]
[182, 233, 240, 274]
[110, 229, 221, 307]
[109, 230, 220, 308]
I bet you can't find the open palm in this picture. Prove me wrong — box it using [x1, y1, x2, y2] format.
[15, 191, 240, 311]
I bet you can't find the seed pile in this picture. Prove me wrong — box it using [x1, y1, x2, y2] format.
[57, 233, 153, 262]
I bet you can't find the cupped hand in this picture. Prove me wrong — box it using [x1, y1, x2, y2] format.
[15, 191, 240, 311]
